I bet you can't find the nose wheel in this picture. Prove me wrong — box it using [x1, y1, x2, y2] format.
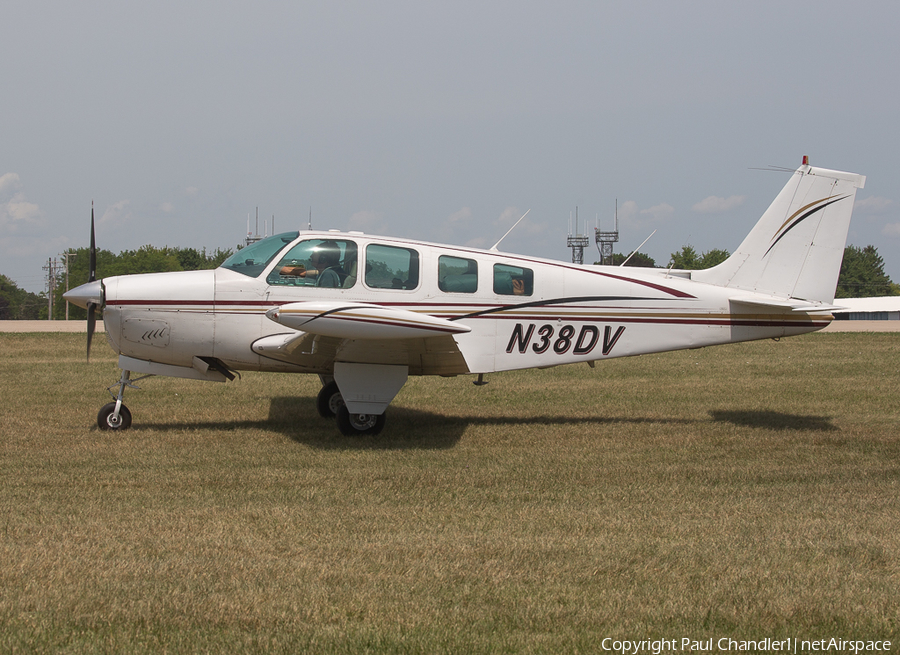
[98, 402, 132, 430]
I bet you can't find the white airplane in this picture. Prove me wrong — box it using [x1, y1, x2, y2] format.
[65, 158, 865, 436]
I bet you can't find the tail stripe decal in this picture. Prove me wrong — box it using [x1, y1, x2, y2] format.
[764, 194, 850, 257]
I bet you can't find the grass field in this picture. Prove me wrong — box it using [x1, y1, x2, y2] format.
[1, 332, 898, 653]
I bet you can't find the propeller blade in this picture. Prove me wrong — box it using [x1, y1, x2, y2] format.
[89, 202, 97, 283]
[86, 203, 99, 362]
[86, 302, 96, 362]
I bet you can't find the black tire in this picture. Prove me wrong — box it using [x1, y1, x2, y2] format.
[336, 405, 385, 436]
[316, 380, 344, 418]
[97, 402, 132, 431]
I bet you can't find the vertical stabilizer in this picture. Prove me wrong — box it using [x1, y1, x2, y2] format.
[694, 160, 866, 303]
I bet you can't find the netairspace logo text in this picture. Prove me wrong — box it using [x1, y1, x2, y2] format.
[599, 637, 892, 654]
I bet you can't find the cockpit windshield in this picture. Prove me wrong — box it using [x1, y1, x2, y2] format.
[220, 232, 300, 278]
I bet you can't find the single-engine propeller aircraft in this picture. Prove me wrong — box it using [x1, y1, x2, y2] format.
[65, 158, 865, 436]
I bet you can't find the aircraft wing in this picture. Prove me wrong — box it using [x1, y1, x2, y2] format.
[253, 301, 471, 376]
[265, 301, 471, 339]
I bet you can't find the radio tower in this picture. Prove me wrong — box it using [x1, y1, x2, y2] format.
[566, 207, 590, 265]
[594, 201, 619, 266]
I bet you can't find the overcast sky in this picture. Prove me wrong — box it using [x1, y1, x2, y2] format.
[3, 1, 898, 294]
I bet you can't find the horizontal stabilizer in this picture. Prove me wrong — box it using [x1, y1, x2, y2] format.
[729, 296, 844, 313]
[266, 301, 472, 340]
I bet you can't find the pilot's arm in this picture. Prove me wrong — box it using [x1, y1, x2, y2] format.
[280, 264, 307, 277]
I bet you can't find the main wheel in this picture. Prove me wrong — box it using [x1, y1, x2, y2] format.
[316, 380, 344, 418]
[336, 405, 385, 436]
[97, 402, 132, 431]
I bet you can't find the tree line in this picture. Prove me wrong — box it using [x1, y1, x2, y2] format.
[1, 245, 232, 321]
[609, 243, 899, 298]
[0, 275, 45, 320]
[1, 243, 896, 320]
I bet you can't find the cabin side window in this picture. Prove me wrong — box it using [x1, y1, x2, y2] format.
[266, 239, 358, 288]
[493, 263, 533, 296]
[365, 244, 420, 290]
[438, 255, 477, 294]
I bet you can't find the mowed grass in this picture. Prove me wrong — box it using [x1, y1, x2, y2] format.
[1, 332, 898, 653]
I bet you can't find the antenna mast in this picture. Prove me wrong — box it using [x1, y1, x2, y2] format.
[594, 200, 619, 266]
[566, 206, 590, 264]
[245, 207, 266, 246]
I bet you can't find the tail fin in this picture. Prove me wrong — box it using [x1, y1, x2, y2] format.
[694, 159, 866, 304]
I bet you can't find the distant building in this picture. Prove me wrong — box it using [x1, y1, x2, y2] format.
[832, 297, 900, 321]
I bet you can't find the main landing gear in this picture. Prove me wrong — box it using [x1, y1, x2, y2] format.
[317, 378, 386, 436]
[336, 406, 386, 436]
[315, 380, 344, 418]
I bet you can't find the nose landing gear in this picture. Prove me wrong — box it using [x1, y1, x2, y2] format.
[97, 369, 151, 431]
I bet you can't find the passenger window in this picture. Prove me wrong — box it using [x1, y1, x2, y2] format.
[365, 244, 420, 290]
[493, 263, 533, 296]
[267, 239, 358, 288]
[439, 256, 477, 293]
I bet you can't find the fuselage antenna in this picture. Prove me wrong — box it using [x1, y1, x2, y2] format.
[620, 230, 657, 267]
[490, 209, 531, 252]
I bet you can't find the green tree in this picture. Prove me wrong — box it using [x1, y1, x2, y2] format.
[667, 245, 730, 270]
[699, 248, 730, 268]
[668, 246, 701, 269]
[117, 245, 183, 276]
[835, 245, 899, 298]
[608, 252, 657, 267]
[176, 247, 204, 271]
[0, 275, 45, 320]
[205, 247, 234, 269]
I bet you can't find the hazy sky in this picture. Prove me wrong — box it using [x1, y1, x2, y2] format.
[3, 1, 898, 294]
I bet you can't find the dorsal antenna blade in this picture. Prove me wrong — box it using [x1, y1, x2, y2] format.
[620, 230, 656, 267]
[490, 209, 530, 252]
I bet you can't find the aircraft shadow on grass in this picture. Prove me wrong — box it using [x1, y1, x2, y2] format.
[709, 409, 838, 432]
[124, 396, 701, 451]
[116, 401, 838, 451]
[273, 398, 720, 450]
[122, 397, 466, 451]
